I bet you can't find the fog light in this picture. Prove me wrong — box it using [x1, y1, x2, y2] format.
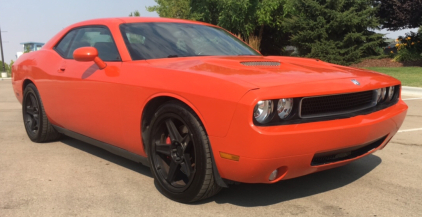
[269, 169, 278, 181]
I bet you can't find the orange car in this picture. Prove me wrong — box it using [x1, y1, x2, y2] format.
[12, 17, 407, 203]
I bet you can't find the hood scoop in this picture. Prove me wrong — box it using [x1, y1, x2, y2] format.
[240, 61, 280, 67]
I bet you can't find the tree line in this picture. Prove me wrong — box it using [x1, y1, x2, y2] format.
[144, 0, 422, 65]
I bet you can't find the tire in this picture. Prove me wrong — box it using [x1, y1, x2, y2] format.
[22, 83, 61, 142]
[147, 101, 221, 203]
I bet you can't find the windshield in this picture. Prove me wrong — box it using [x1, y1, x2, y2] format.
[120, 22, 261, 60]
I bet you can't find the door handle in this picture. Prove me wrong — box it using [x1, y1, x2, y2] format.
[58, 67, 66, 73]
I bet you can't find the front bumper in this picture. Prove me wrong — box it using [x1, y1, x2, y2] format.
[209, 100, 408, 184]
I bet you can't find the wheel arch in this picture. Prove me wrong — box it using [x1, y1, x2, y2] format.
[16, 79, 36, 103]
[141, 94, 207, 146]
[22, 78, 36, 93]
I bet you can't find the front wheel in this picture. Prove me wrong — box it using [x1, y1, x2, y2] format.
[147, 101, 221, 203]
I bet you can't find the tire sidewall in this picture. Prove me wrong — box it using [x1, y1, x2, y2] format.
[147, 102, 208, 203]
[23, 84, 44, 142]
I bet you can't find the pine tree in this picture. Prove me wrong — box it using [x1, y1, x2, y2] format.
[284, 0, 385, 65]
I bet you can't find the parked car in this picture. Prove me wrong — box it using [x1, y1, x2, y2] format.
[384, 41, 398, 54]
[11, 17, 408, 203]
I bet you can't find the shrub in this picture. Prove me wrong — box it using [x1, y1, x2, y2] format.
[394, 48, 421, 62]
[246, 35, 262, 51]
[394, 30, 422, 62]
[0, 60, 14, 77]
[236, 34, 262, 52]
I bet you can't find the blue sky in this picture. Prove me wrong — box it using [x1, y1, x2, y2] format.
[0, 0, 418, 63]
[0, 0, 158, 63]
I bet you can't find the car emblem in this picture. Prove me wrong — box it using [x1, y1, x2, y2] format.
[351, 79, 360, 85]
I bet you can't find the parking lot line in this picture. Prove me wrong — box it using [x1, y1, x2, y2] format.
[403, 97, 422, 101]
[398, 128, 422, 133]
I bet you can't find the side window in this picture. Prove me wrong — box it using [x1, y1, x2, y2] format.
[55, 29, 77, 57]
[126, 32, 145, 44]
[58, 27, 121, 61]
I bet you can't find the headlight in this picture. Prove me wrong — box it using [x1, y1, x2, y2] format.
[387, 86, 395, 101]
[253, 100, 274, 123]
[376, 88, 387, 103]
[277, 98, 293, 119]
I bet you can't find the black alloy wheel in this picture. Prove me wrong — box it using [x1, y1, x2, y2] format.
[22, 83, 61, 142]
[147, 101, 221, 203]
[151, 115, 196, 192]
[24, 91, 41, 136]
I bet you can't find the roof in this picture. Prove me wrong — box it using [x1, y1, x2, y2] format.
[384, 38, 395, 43]
[43, 17, 217, 50]
[71, 17, 212, 27]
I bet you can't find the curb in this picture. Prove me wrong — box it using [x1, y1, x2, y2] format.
[0, 78, 12, 81]
[402, 86, 422, 97]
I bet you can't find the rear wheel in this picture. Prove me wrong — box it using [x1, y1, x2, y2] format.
[23, 83, 61, 142]
[147, 101, 221, 203]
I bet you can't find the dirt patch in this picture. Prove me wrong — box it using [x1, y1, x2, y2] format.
[350, 58, 422, 68]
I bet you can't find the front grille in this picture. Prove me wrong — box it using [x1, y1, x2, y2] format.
[311, 135, 387, 166]
[300, 90, 375, 118]
[240, 61, 280, 66]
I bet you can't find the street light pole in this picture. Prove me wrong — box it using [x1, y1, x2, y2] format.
[0, 26, 6, 72]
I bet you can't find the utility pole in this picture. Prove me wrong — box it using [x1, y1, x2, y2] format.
[0, 26, 5, 72]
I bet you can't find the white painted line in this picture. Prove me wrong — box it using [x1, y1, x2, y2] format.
[398, 128, 422, 133]
[403, 97, 422, 101]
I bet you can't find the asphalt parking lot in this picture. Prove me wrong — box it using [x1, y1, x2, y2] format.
[1, 80, 421, 217]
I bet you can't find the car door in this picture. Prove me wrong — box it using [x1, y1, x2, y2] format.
[47, 26, 126, 147]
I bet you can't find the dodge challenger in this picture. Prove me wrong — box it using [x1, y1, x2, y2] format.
[11, 17, 408, 203]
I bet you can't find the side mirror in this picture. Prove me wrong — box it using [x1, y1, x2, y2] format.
[73, 47, 107, 69]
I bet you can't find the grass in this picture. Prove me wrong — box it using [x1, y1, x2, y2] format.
[365, 67, 422, 87]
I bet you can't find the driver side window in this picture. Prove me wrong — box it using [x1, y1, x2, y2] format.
[55, 26, 121, 61]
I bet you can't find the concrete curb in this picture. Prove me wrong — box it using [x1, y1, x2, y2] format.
[0, 78, 12, 81]
[402, 86, 422, 97]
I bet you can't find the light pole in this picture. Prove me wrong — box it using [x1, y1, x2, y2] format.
[0, 26, 5, 72]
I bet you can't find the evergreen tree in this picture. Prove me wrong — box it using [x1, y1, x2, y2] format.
[284, 0, 385, 65]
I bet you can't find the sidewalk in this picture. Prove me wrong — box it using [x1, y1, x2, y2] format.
[402, 86, 422, 97]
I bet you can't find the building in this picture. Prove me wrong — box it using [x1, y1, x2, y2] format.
[16, 42, 45, 59]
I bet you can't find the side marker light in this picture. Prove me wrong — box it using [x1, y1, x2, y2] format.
[220, 152, 240, 161]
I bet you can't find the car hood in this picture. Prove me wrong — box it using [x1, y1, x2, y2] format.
[145, 56, 397, 90]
